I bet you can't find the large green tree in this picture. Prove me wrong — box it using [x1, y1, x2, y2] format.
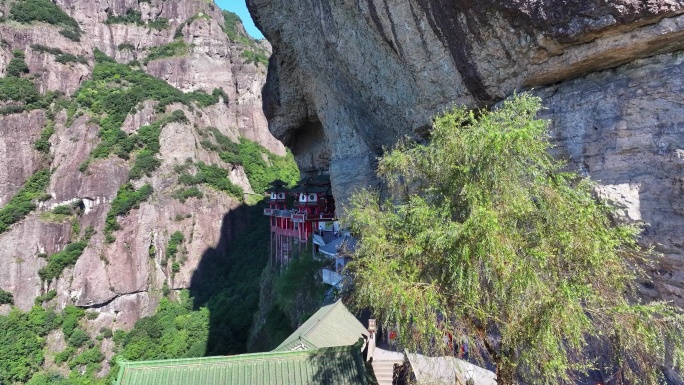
[345, 94, 684, 384]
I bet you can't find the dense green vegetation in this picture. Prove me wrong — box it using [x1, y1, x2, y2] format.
[0, 304, 106, 385]
[240, 50, 269, 67]
[38, 226, 95, 283]
[0, 169, 50, 234]
[163, 231, 184, 267]
[55, 54, 88, 65]
[10, 0, 82, 41]
[29, 44, 88, 65]
[115, 292, 209, 361]
[200, 127, 299, 194]
[106, 8, 168, 30]
[0, 64, 63, 115]
[75, 50, 220, 169]
[105, 9, 143, 25]
[31, 44, 63, 56]
[237, 139, 298, 194]
[274, 250, 326, 327]
[117, 42, 135, 51]
[0, 288, 13, 305]
[34, 121, 55, 153]
[128, 110, 188, 179]
[177, 162, 243, 199]
[171, 186, 203, 202]
[0, 307, 59, 384]
[144, 40, 189, 64]
[346, 94, 684, 384]
[7, 50, 30, 77]
[0, 76, 41, 104]
[222, 10, 250, 46]
[104, 184, 153, 243]
[222, 11, 269, 67]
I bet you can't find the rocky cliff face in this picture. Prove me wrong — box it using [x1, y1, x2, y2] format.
[248, 0, 684, 306]
[0, 0, 282, 334]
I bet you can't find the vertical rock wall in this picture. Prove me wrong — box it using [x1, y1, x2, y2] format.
[248, 0, 684, 306]
[0, 0, 280, 327]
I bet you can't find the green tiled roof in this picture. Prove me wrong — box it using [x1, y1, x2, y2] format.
[275, 300, 369, 352]
[114, 345, 368, 385]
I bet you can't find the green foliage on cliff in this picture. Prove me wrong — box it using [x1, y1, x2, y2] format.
[7, 50, 29, 77]
[144, 40, 189, 64]
[221, 10, 269, 67]
[55, 53, 88, 65]
[113, 291, 209, 363]
[35, 121, 55, 153]
[0, 303, 106, 385]
[31, 44, 64, 56]
[222, 11, 247, 44]
[345, 94, 684, 384]
[10, 0, 82, 41]
[240, 50, 269, 67]
[104, 183, 153, 243]
[38, 226, 95, 282]
[0, 306, 59, 383]
[30, 44, 88, 65]
[177, 162, 243, 199]
[75, 50, 221, 168]
[0, 169, 50, 234]
[0, 288, 13, 305]
[163, 231, 185, 268]
[128, 110, 188, 179]
[171, 186, 203, 202]
[117, 42, 135, 51]
[237, 139, 298, 194]
[0, 77, 41, 103]
[200, 128, 299, 194]
[166, 231, 184, 259]
[105, 9, 143, 25]
[106, 8, 168, 30]
[10, 0, 78, 28]
[274, 250, 326, 326]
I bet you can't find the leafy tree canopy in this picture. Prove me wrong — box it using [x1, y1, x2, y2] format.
[345, 94, 684, 385]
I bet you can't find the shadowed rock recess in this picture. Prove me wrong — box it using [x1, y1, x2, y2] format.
[0, 0, 285, 345]
[247, 0, 684, 306]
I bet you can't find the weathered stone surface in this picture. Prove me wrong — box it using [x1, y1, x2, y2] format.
[249, 0, 684, 305]
[0, 110, 45, 205]
[0, 0, 281, 347]
[538, 51, 684, 305]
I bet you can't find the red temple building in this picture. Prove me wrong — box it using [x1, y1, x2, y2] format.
[264, 175, 337, 265]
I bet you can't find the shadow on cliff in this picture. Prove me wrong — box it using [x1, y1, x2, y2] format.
[188, 199, 272, 356]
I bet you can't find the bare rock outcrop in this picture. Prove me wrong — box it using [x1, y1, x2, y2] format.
[0, 0, 283, 336]
[248, 0, 684, 305]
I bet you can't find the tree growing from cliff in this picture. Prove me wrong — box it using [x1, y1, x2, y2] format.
[345, 94, 684, 385]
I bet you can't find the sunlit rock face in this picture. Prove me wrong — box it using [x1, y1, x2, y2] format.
[248, 0, 684, 305]
[0, 0, 280, 336]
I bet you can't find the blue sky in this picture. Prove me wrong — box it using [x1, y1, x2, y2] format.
[215, 0, 264, 39]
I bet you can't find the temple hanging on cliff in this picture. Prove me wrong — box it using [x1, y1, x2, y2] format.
[263, 175, 338, 265]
